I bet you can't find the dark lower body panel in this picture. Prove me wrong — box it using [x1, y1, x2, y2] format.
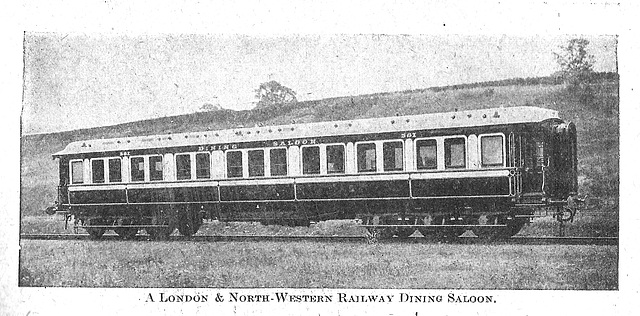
[66, 176, 520, 223]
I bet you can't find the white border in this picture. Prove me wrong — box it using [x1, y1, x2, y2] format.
[4, 1, 638, 316]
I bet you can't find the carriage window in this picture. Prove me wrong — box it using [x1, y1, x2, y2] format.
[226, 151, 243, 178]
[481, 135, 504, 167]
[416, 139, 437, 170]
[196, 153, 211, 179]
[302, 146, 320, 174]
[357, 143, 377, 172]
[149, 156, 163, 181]
[108, 158, 122, 182]
[445, 138, 466, 168]
[270, 148, 287, 176]
[383, 141, 404, 171]
[71, 161, 84, 184]
[248, 150, 265, 177]
[326, 145, 345, 174]
[176, 154, 191, 180]
[130, 157, 145, 182]
[91, 159, 105, 183]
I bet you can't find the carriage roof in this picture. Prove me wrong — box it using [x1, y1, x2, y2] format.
[53, 106, 559, 157]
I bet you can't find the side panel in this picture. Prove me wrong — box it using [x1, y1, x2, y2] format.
[128, 187, 218, 203]
[69, 189, 127, 204]
[411, 177, 511, 197]
[219, 184, 294, 201]
[296, 180, 410, 200]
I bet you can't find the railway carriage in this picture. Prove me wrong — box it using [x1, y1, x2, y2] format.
[49, 106, 578, 240]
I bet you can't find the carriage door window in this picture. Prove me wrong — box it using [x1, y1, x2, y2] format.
[248, 150, 265, 177]
[270, 148, 287, 176]
[149, 156, 163, 181]
[176, 154, 191, 180]
[480, 135, 504, 167]
[91, 159, 105, 183]
[302, 146, 320, 174]
[196, 153, 211, 179]
[108, 158, 122, 182]
[71, 161, 84, 184]
[383, 141, 404, 171]
[130, 157, 145, 182]
[445, 138, 466, 168]
[326, 145, 345, 174]
[357, 143, 377, 172]
[226, 151, 243, 178]
[416, 139, 437, 170]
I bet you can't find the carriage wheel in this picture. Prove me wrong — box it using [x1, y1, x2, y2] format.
[114, 218, 138, 239]
[434, 228, 465, 241]
[475, 215, 526, 240]
[394, 227, 415, 239]
[177, 208, 203, 237]
[472, 215, 501, 240]
[147, 208, 175, 240]
[85, 218, 106, 240]
[392, 215, 417, 239]
[431, 216, 465, 242]
[496, 218, 526, 239]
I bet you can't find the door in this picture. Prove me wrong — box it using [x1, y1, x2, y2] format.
[520, 136, 546, 194]
[548, 122, 578, 199]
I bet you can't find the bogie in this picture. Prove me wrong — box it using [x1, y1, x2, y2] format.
[177, 208, 204, 237]
[84, 218, 106, 240]
[113, 218, 138, 239]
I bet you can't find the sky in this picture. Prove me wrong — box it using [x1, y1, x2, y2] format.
[22, 34, 617, 135]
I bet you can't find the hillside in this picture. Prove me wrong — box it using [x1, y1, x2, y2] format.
[20, 76, 619, 216]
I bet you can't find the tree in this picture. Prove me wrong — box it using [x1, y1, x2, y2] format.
[198, 102, 221, 112]
[553, 38, 595, 87]
[255, 80, 297, 108]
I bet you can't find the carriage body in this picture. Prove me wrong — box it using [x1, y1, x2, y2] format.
[51, 106, 578, 239]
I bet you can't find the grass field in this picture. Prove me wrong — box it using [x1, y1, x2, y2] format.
[18, 240, 617, 289]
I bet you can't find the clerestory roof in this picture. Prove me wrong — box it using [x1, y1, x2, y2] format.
[53, 106, 559, 157]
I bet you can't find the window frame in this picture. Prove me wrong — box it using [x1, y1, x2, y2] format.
[148, 154, 164, 181]
[355, 141, 378, 173]
[269, 147, 288, 177]
[382, 140, 404, 172]
[89, 158, 106, 184]
[325, 143, 346, 174]
[414, 137, 439, 171]
[107, 157, 122, 183]
[129, 155, 147, 182]
[301, 145, 321, 175]
[478, 133, 506, 168]
[225, 150, 244, 178]
[248, 149, 266, 177]
[195, 152, 212, 179]
[174, 153, 192, 181]
[444, 136, 467, 169]
[69, 159, 85, 184]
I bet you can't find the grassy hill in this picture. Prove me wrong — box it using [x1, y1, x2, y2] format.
[20, 75, 619, 217]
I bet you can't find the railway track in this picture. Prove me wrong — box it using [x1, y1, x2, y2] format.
[19, 233, 618, 245]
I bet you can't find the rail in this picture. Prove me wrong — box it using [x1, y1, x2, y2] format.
[19, 233, 618, 245]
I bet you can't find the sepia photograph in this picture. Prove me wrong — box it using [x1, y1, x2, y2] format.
[19, 33, 619, 290]
[3, 1, 637, 316]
